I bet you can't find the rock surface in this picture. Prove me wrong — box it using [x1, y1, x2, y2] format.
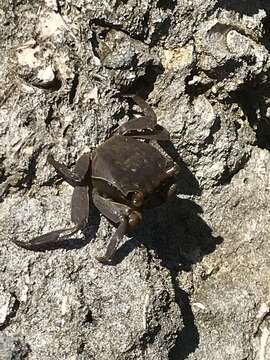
[1, 0, 270, 359]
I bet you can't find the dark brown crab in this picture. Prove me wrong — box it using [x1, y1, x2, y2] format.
[13, 96, 179, 264]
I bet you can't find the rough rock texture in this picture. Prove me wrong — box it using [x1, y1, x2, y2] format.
[1, 0, 270, 359]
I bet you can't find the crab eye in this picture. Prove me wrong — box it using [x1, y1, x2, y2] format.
[129, 211, 142, 228]
[132, 192, 144, 208]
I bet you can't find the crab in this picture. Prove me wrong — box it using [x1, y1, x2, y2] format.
[12, 95, 179, 264]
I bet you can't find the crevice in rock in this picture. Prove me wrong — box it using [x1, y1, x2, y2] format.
[204, 116, 222, 146]
[24, 71, 62, 91]
[227, 79, 270, 150]
[17, 146, 43, 190]
[90, 10, 172, 48]
[121, 62, 164, 98]
[0, 84, 16, 108]
[77, 341, 85, 354]
[149, 16, 171, 47]
[185, 71, 214, 100]
[141, 9, 150, 41]
[261, 12, 270, 51]
[215, 154, 251, 186]
[90, 18, 147, 43]
[45, 104, 54, 127]
[213, 0, 270, 16]
[140, 324, 162, 346]
[89, 30, 101, 60]
[84, 309, 94, 324]
[157, 0, 177, 11]
[0, 156, 7, 184]
[203, 58, 245, 82]
[69, 72, 80, 105]
[0, 293, 20, 331]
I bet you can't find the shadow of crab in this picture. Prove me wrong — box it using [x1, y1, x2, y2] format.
[112, 197, 223, 270]
[111, 187, 222, 360]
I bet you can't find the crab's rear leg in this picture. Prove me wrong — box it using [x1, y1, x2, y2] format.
[12, 153, 91, 250]
[124, 94, 157, 120]
[115, 95, 170, 141]
[92, 190, 141, 264]
[47, 152, 90, 186]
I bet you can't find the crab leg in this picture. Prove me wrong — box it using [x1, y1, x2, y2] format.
[47, 153, 91, 187]
[92, 190, 141, 264]
[123, 95, 157, 120]
[12, 226, 81, 250]
[95, 217, 129, 264]
[12, 154, 91, 251]
[115, 95, 170, 141]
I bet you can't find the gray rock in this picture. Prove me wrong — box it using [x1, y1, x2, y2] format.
[0, 335, 30, 360]
[1, 0, 270, 359]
